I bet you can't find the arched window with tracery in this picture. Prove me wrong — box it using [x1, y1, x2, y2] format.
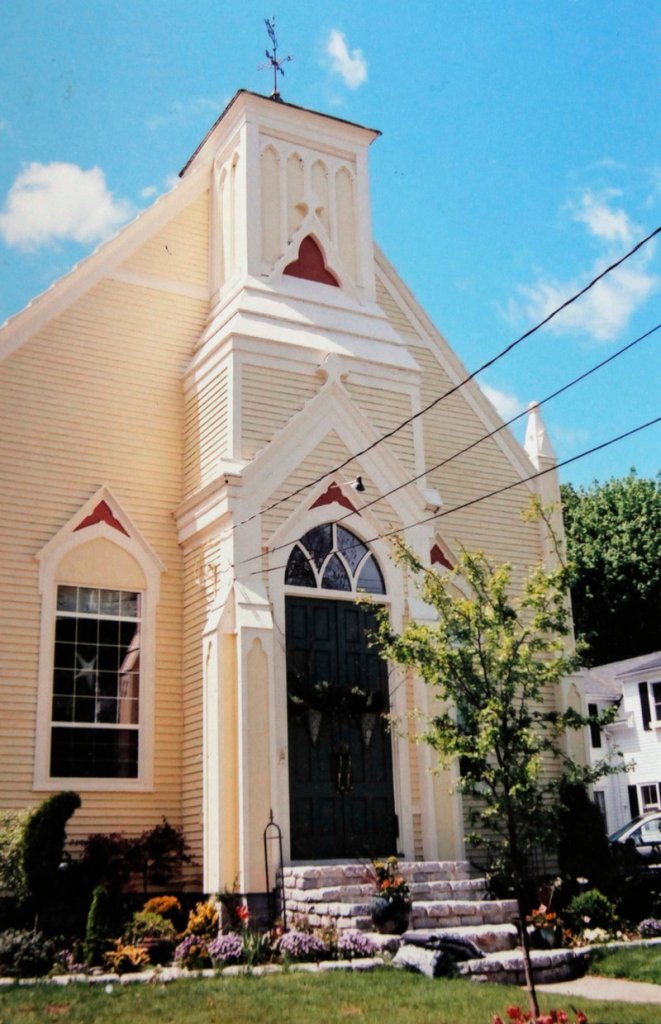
[284, 523, 385, 595]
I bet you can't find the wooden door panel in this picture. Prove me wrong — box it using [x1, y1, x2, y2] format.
[287, 595, 396, 859]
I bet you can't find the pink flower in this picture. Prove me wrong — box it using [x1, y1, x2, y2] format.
[492, 1017, 505, 1024]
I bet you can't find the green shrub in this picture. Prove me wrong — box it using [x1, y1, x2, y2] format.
[84, 884, 115, 966]
[21, 791, 81, 921]
[78, 819, 191, 895]
[0, 809, 30, 903]
[123, 910, 177, 944]
[0, 929, 57, 978]
[565, 888, 618, 933]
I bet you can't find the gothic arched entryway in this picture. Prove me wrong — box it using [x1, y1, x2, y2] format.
[285, 523, 397, 859]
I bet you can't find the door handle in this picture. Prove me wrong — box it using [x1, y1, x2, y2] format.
[336, 746, 352, 793]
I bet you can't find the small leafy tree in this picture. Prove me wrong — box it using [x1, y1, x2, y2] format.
[373, 537, 615, 1017]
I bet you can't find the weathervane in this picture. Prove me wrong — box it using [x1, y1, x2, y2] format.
[259, 16, 292, 100]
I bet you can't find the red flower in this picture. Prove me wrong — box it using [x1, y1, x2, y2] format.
[236, 905, 250, 922]
[507, 1008, 523, 1021]
[493, 1017, 505, 1024]
[576, 1014, 588, 1024]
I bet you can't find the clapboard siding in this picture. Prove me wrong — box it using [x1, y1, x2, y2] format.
[121, 191, 210, 288]
[184, 365, 229, 494]
[408, 343, 540, 579]
[343, 381, 416, 476]
[0, 275, 207, 840]
[375, 276, 419, 336]
[241, 364, 320, 459]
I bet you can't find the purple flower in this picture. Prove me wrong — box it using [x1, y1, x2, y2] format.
[173, 934, 211, 969]
[336, 930, 378, 959]
[639, 918, 661, 937]
[276, 930, 328, 962]
[208, 932, 244, 965]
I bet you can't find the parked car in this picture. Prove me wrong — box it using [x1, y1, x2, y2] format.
[609, 812, 661, 862]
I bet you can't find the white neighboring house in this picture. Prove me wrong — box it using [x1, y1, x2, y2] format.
[581, 651, 661, 834]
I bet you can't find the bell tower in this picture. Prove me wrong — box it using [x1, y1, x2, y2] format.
[181, 90, 380, 310]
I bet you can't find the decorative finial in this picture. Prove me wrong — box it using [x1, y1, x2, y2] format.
[259, 16, 293, 100]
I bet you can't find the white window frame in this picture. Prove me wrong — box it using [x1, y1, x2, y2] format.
[33, 492, 163, 792]
[640, 783, 661, 813]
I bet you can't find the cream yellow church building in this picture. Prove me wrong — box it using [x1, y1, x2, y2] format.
[0, 91, 568, 895]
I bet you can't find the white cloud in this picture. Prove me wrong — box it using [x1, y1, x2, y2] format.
[515, 190, 658, 343]
[326, 30, 367, 89]
[480, 383, 526, 421]
[0, 162, 134, 250]
[140, 185, 158, 200]
[570, 189, 635, 246]
[519, 257, 657, 343]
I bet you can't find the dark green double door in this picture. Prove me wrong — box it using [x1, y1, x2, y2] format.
[286, 596, 397, 860]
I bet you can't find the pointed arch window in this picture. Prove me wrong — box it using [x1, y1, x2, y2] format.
[285, 523, 385, 595]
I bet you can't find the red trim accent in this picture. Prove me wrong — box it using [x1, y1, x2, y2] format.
[75, 500, 129, 536]
[430, 544, 453, 570]
[309, 482, 359, 515]
[284, 235, 339, 287]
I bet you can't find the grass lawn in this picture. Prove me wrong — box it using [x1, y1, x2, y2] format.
[1, 971, 660, 1024]
[589, 945, 661, 985]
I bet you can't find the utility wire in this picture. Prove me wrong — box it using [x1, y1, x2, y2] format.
[232, 224, 660, 531]
[243, 411, 661, 580]
[234, 320, 661, 568]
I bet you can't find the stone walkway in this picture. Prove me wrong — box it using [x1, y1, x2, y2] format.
[538, 974, 661, 1005]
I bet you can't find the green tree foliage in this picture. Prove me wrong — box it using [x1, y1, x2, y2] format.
[561, 473, 661, 665]
[21, 791, 81, 923]
[373, 539, 613, 1018]
[0, 809, 30, 903]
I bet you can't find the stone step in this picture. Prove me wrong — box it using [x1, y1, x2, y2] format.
[406, 924, 518, 955]
[285, 896, 518, 933]
[410, 898, 518, 930]
[457, 947, 589, 985]
[280, 860, 476, 890]
[282, 876, 487, 907]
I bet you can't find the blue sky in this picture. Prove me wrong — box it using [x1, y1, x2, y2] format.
[1, 1, 659, 487]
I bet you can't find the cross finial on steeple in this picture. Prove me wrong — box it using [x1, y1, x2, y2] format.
[259, 16, 293, 100]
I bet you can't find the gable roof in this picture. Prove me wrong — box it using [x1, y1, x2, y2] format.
[0, 162, 209, 363]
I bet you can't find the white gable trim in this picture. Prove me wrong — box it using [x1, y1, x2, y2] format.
[36, 485, 166, 592]
[241, 375, 438, 528]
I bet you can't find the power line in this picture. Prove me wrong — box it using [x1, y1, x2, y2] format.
[234, 320, 661, 568]
[232, 223, 660, 531]
[243, 411, 661, 580]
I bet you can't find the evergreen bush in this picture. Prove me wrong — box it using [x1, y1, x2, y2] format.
[84, 884, 115, 966]
[0, 929, 57, 978]
[20, 791, 81, 923]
